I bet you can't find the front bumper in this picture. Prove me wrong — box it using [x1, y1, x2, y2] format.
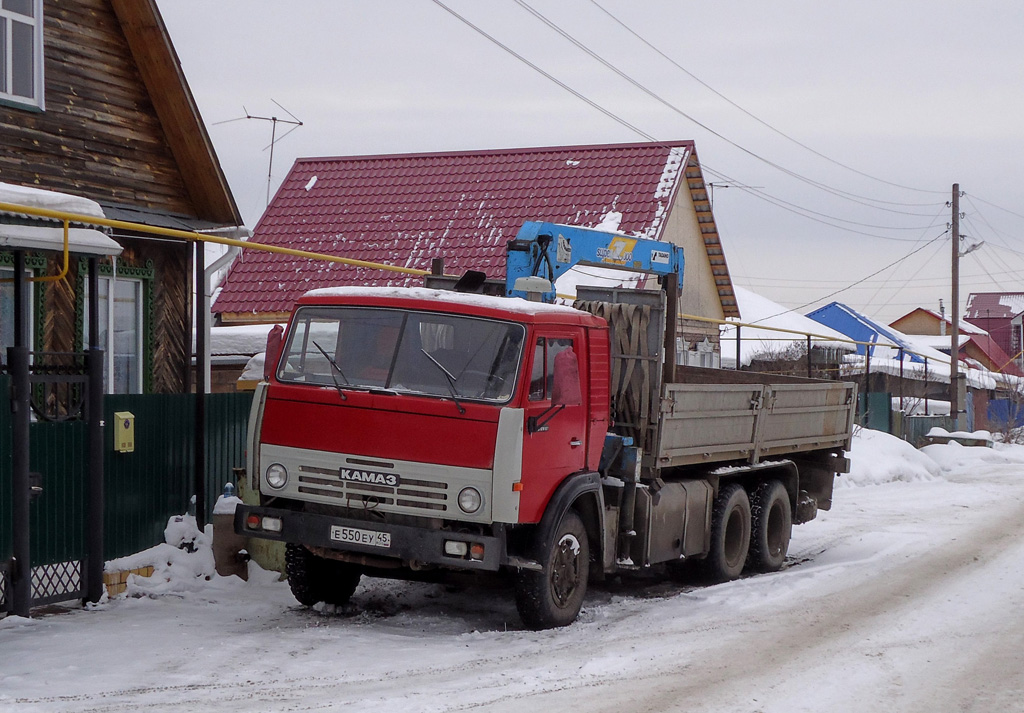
[235, 505, 504, 572]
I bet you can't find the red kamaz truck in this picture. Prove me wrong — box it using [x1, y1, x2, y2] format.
[237, 222, 855, 628]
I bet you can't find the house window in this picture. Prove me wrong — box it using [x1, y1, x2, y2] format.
[84, 276, 144, 394]
[0, 0, 44, 109]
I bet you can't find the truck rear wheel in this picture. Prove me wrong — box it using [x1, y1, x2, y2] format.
[747, 480, 792, 572]
[285, 543, 362, 607]
[514, 510, 589, 630]
[704, 483, 751, 582]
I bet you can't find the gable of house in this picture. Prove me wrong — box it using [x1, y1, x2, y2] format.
[213, 141, 738, 326]
[890, 307, 988, 337]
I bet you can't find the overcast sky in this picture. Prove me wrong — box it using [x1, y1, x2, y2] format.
[156, 0, 1024, 324]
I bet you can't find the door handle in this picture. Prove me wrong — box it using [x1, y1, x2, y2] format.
[569, 438, 582, 447]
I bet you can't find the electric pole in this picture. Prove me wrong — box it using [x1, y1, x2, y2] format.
[951, 183, 961, 430]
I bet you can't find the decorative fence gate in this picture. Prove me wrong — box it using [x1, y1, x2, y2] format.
[1, 372, 252, 617]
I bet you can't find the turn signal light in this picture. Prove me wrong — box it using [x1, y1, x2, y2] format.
[469, 543, 485, 561]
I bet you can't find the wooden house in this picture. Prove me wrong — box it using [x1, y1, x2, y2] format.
[0, 0, 242, 393]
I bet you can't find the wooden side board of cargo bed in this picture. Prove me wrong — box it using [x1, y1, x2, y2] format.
[655, 366, 857, 468]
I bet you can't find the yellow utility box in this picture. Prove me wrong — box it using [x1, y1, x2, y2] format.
[114, 411, 135, 453]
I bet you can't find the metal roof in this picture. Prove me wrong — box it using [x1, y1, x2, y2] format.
[214, 141, 731, 317]
[965, 292, 1024, 320]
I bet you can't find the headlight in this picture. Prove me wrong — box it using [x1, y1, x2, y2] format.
[265, 463, 288, 490]
[458, 487, 482, 514]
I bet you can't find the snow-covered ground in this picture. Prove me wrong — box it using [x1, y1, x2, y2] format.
[3, 429, 1024, 712]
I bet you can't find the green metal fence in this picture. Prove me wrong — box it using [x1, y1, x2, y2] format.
[0, 377, 252, 568]
[857, 392, 892, 433]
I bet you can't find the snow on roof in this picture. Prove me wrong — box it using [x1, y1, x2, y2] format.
[0, 181, 105, 219]
[200, 323, 283, 357]
[213, 141, 712, 317]
[807, 302, 950, 364]
[304, 285, 587, 317]
[966, 292, 1024, 320]
[720, 286, 854, 367]
[0, 223, 122, 257]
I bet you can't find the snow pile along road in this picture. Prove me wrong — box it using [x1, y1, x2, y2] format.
[2, 428, 1024, 713]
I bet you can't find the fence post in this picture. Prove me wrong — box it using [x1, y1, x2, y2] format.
[807, 334, 812, 378]
[10, 251, 30, 617]
[9, 345, 31, 618]
[899, 348, 904, 413]
[85, 257, 104, 605]
[195, 243, 207, 529]
[924, 358, 929, 415]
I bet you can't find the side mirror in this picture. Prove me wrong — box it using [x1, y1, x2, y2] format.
[264, 324, 284, 381]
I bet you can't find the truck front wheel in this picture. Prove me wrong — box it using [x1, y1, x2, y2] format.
[747, 480, 792, 572]
[514, 510, 590, 630]
[704, 483, 751, 582]
[285, 543, 361, 607]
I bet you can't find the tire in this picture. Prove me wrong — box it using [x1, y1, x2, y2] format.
[704, 483, 751, 582]
[285, 543, 362, 607]
[514, 510, 590, 630]
[747, 480, 792, 573]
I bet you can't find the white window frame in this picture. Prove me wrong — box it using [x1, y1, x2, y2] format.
[0, 0, 44, 110]
[84, 272, 145, 394]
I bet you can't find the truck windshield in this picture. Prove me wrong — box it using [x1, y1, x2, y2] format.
[277, 306, 525, 403]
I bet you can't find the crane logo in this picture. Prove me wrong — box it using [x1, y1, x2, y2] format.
[597, 236, 637, 265]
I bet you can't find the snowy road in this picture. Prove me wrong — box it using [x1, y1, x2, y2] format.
[3, 435, 1024, 712]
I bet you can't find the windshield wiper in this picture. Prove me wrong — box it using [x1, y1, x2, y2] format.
[312, 340, 349, 401]
[420, 349, 466, 414]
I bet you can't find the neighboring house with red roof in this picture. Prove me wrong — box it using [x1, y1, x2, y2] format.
[965, 292, 1024, 369]
[890, 307, 1023, 377]
[213, 141, 738, 355]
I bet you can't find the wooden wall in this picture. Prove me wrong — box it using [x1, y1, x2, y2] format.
[1, 0, 210, 393]
[0, 0, 194, 216]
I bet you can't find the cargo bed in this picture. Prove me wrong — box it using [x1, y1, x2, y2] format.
[575, 287, 856, 474]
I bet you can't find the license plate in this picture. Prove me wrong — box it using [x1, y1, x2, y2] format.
[330, 525, 391, 548]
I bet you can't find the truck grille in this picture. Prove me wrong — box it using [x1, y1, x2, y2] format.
[296, 464, 449, 513]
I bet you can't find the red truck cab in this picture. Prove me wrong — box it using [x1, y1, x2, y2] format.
[241, 287, 610, 600]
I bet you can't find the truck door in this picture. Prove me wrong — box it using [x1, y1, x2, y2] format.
[519, 331, 588, 522]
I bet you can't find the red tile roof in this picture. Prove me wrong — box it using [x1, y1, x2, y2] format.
[214, 141, 706, 317]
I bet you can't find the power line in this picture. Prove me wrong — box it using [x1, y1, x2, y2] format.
[746, 231, 949, 323]
[511, 0, 946, 216]
[433, 1, 949, 243]
[429, 0, 657, 142]
[585, 0, 945, 199]
[862, 236, 947, 313]
[966, 193, 1024, 223]
[701, 163, 944, 241]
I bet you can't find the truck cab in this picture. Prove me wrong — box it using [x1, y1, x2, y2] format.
[240, 287, 611, 626]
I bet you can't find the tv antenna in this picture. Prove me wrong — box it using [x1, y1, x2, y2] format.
[214, 99, 304, 206]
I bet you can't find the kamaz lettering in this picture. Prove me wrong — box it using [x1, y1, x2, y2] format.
[338, 468, 399, 487]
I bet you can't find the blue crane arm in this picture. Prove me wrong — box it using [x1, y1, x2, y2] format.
[504, 221, 684, 302]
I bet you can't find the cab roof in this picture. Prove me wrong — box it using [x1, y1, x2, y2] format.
[297, 286, 606, 327]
